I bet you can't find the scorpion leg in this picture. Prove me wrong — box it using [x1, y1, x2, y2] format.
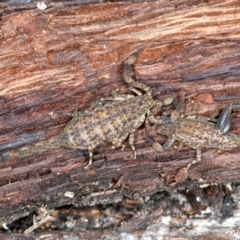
[129, 132, 137, 159]
[186, 148, 201, 170]
[126, 114, 146, 158]
[84, 149, 94, 169]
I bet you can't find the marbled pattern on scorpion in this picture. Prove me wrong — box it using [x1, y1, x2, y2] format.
[149, 92, 240, 169]
[0, 51, 172, 168]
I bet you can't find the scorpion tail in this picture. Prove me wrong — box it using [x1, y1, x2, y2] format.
[123, 50, 142, 84]
[0, 136, 60, 162]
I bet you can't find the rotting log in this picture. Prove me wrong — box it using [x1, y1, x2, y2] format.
[1, 0, 240, 238]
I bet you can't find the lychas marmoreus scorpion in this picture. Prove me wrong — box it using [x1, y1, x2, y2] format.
[0, 51, 172, 169]
[148, 91, 240, 172]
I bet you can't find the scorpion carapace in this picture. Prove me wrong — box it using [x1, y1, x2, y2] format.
[0, 51, 172, 168]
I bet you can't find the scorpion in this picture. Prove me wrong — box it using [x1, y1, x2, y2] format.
[148, 91, 240, 170]
[0, 51, 172, 168]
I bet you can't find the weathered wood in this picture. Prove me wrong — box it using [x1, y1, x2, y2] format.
[1, 0, 240, 238]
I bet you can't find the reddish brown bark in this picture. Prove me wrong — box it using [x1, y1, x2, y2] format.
[1, 0, 240, 238]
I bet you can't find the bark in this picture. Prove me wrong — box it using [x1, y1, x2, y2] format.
[1, 0, 240, 238]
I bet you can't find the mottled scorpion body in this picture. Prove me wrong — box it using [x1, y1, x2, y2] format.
[0, 52, 171, 168]
[149, 91, 240, 170]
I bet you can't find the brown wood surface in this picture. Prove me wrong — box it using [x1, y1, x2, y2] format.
[1, 0, 240, 238]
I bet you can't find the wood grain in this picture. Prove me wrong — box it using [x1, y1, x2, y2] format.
[1, 0, 240, 238]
